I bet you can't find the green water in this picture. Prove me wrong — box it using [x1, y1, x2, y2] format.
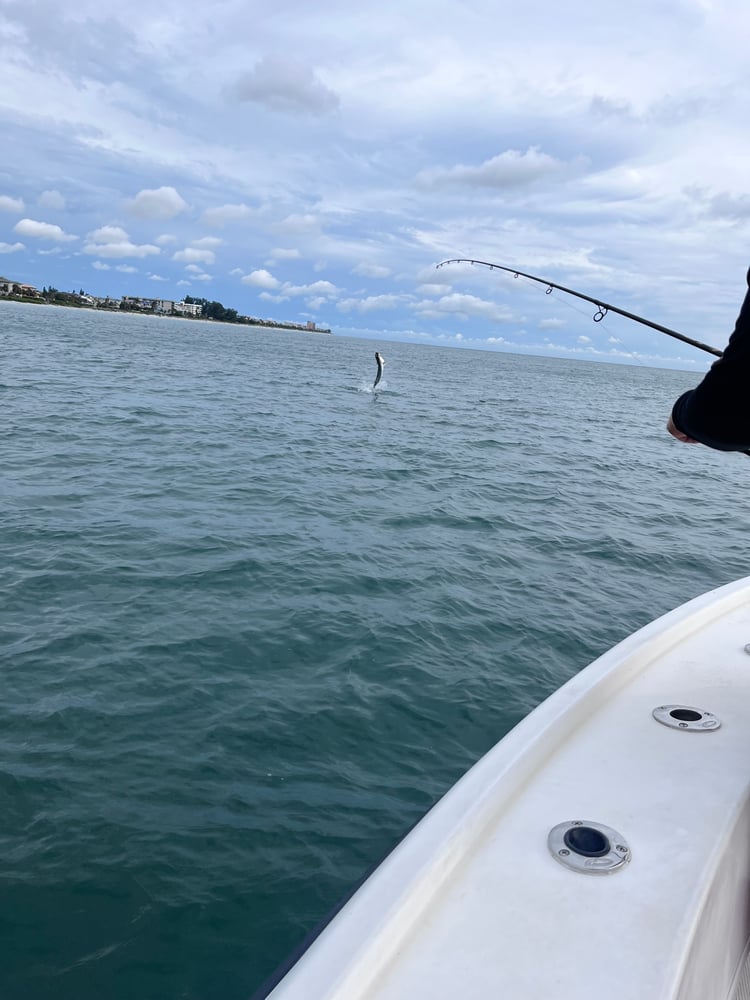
[2, 301, 748, 999]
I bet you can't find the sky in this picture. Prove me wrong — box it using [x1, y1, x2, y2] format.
[2, 0, 750, 369]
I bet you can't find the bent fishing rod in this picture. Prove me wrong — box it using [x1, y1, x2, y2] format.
[436, 258, 723, 359]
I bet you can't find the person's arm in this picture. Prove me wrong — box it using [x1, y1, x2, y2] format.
[666, 413, 698, 444]
[668, 267, 750, 452]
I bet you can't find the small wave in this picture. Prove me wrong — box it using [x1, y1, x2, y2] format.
[3, 307, 748, 1000]
[356, 379, 387, 393]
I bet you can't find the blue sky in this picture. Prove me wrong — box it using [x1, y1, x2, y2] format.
[1, 0, 749, 369]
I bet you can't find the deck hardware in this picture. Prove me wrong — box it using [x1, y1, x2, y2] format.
[548, 821, 630, 875]
[652, 705, 721, 731]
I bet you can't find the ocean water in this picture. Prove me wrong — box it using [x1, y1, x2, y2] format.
[2, 301, 749, 1000]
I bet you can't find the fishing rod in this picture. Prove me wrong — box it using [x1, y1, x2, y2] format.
[436, 258, 723, 359]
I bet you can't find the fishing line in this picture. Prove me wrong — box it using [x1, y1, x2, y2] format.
[493, 273, 650, 367]
[436, 258, 723, 360]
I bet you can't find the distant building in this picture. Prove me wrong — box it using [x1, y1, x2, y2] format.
[121, 296, 202, 317]
[174, 301, 202, 317]
[121, 296, 155, 311]
[121, 296, 173, 313]
[0, 281, 41, 298]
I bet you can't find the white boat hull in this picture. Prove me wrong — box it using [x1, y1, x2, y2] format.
[260, 577, 750, 1000]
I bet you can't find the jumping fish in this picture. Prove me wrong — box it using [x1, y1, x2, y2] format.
[373, 351, 385, 388]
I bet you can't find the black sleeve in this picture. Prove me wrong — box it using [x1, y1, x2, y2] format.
[671, 267, 750, 451]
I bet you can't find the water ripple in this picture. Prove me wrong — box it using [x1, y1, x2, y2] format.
[2, 302, 749, 999]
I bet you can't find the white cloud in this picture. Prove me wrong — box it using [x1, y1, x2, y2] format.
[0, 241, 25, 253]
[337, 294, 404, 313]
[700, 190, 750, 222]
[416, 283, 451, 295]
[190, 236, 222, 249]
[241, 268, 280, 289]
[128, 186, 188, 220]
[283, 279, 337, 297]
[275, 213, 320, 234]
[95, 243, 159, 259]
[83, 226, 160, 259]
[155, 234, 178, 245]
[0, 195, 24, 213]
[14, 218, 77, 241]
[233, 55, 339, 115]
[201, 204, 252, 227]
[89, 225, 129, 243]
[37, 190, 65, 211]
[413, 293, 514, 323]
[148, 273, 168, 281]
[267, 247, 301, 262]
[352, 262, 391, 278]
[92, 261, 111, 270]
[173, 247, 215, 265]
[116, 264, 138, 273]
[182, 267, 212, 281]
[250, 276, 337, 297]
[417, 147, 568, 189]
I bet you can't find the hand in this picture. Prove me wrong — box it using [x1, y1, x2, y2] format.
[667, 415, 698, 443]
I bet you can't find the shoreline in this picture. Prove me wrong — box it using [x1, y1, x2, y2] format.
[0, 297, 333, 334]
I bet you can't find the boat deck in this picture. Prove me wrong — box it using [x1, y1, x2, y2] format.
[265, 579, 750, 1000]
[732, 953, 750, 1000]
